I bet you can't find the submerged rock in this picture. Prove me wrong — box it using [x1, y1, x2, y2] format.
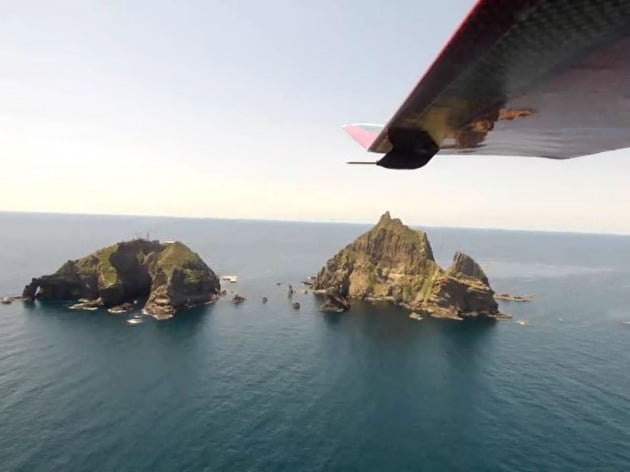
[292, 302, 300, 310]
[495, 293, 534, 302]
[23, 239, 221, 319]
[69, 297, 102, 311]
[312, 212, 508, 320]
[1, 295, 31, 305]
[107, 302, 135, 314]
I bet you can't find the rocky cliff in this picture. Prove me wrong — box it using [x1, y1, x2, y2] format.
[312, 212, 508, 320]
[22, 239, 221, 319]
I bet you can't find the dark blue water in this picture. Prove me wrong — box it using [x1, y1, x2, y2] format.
[1, 212, 629, 471]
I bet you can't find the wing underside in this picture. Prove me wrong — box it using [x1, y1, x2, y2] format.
[360, 0, 630, 161]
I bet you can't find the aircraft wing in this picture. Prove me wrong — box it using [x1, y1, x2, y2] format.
[345, 0, 630, 169]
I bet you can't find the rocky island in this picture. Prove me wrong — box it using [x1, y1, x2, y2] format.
[22, 239, 221, 319]
[312, 212, 509, 320]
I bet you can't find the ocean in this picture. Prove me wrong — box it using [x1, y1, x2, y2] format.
[1, 212, 629, 471]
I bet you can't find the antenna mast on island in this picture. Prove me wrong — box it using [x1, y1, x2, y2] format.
[132, 232, 149, 241]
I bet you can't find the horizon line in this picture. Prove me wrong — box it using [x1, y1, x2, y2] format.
[1, 209, 629, 238]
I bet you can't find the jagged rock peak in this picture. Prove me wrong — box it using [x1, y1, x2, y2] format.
[375, 211, 406, 231]
[449, 251, 489, 285]
[377, 211, 393, 225]
[363, 212, 434, 262]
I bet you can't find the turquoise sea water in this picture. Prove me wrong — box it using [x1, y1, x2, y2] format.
[1, 212, 629, 471]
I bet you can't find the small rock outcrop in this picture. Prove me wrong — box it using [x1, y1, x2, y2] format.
[22, 239, 220, 319]
[312, 212, 508, 320]
[495, 293, 533, 302]
[107, 302, 135, 314]
[319, 287, 351, 313]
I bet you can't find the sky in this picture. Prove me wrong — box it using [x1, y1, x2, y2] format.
[1, 0, 629, 234]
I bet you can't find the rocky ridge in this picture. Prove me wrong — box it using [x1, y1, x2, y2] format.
[312, 212, 508, 320]
[22, 239, 221, 319]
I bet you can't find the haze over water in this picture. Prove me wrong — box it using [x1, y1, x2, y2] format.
[1, 212, 629, 471]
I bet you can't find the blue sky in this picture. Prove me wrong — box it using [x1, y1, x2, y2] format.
[1, 0, 629, 233]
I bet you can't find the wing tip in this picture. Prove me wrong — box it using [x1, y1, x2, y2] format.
[342, 123, 384, 150]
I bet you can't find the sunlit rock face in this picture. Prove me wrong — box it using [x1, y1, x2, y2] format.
[312, 212, 508, 320]
[22, 239, 221, 319]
